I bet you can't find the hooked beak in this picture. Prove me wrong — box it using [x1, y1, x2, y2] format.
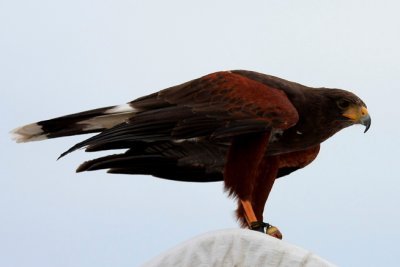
[343, 106, 371, 133]
[360, 112, 371, 133]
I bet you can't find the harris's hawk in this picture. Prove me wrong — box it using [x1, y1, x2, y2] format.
[12, 70, 371, 239]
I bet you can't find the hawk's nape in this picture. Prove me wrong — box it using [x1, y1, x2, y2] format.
[12, 70, 371, 239]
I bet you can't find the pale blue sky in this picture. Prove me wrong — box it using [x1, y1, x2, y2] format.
[1, 1, 399, 266]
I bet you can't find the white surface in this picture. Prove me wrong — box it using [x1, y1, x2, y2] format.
[143, 229, 336, 267]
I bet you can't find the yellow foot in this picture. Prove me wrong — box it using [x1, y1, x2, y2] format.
[266, 225, 283, 239]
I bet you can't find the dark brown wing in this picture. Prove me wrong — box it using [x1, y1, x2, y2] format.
[60, 71, 299, 158]
[77, 140, 227, 182]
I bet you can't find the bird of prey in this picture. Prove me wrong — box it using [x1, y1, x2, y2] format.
[12, 70, 371, 239]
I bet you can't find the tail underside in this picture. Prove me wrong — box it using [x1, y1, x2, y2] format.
[11, 104, 137, 143]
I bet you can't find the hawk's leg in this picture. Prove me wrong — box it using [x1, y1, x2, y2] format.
[234, 155, 282, 239]
[225, 132, 282, 238]
[240, 199, 265, 232]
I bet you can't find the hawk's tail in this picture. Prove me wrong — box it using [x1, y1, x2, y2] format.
[11, 104, 137, 143]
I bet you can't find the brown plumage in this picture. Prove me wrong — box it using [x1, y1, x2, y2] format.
[12, 70, 371, 238]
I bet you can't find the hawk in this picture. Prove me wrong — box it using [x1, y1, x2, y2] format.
[12, 70, 371, 239]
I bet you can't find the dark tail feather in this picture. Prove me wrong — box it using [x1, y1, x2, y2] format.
[11, 104, 136, 143]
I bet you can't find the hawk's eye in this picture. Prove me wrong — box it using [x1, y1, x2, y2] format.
[337, 99, 350, 110]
